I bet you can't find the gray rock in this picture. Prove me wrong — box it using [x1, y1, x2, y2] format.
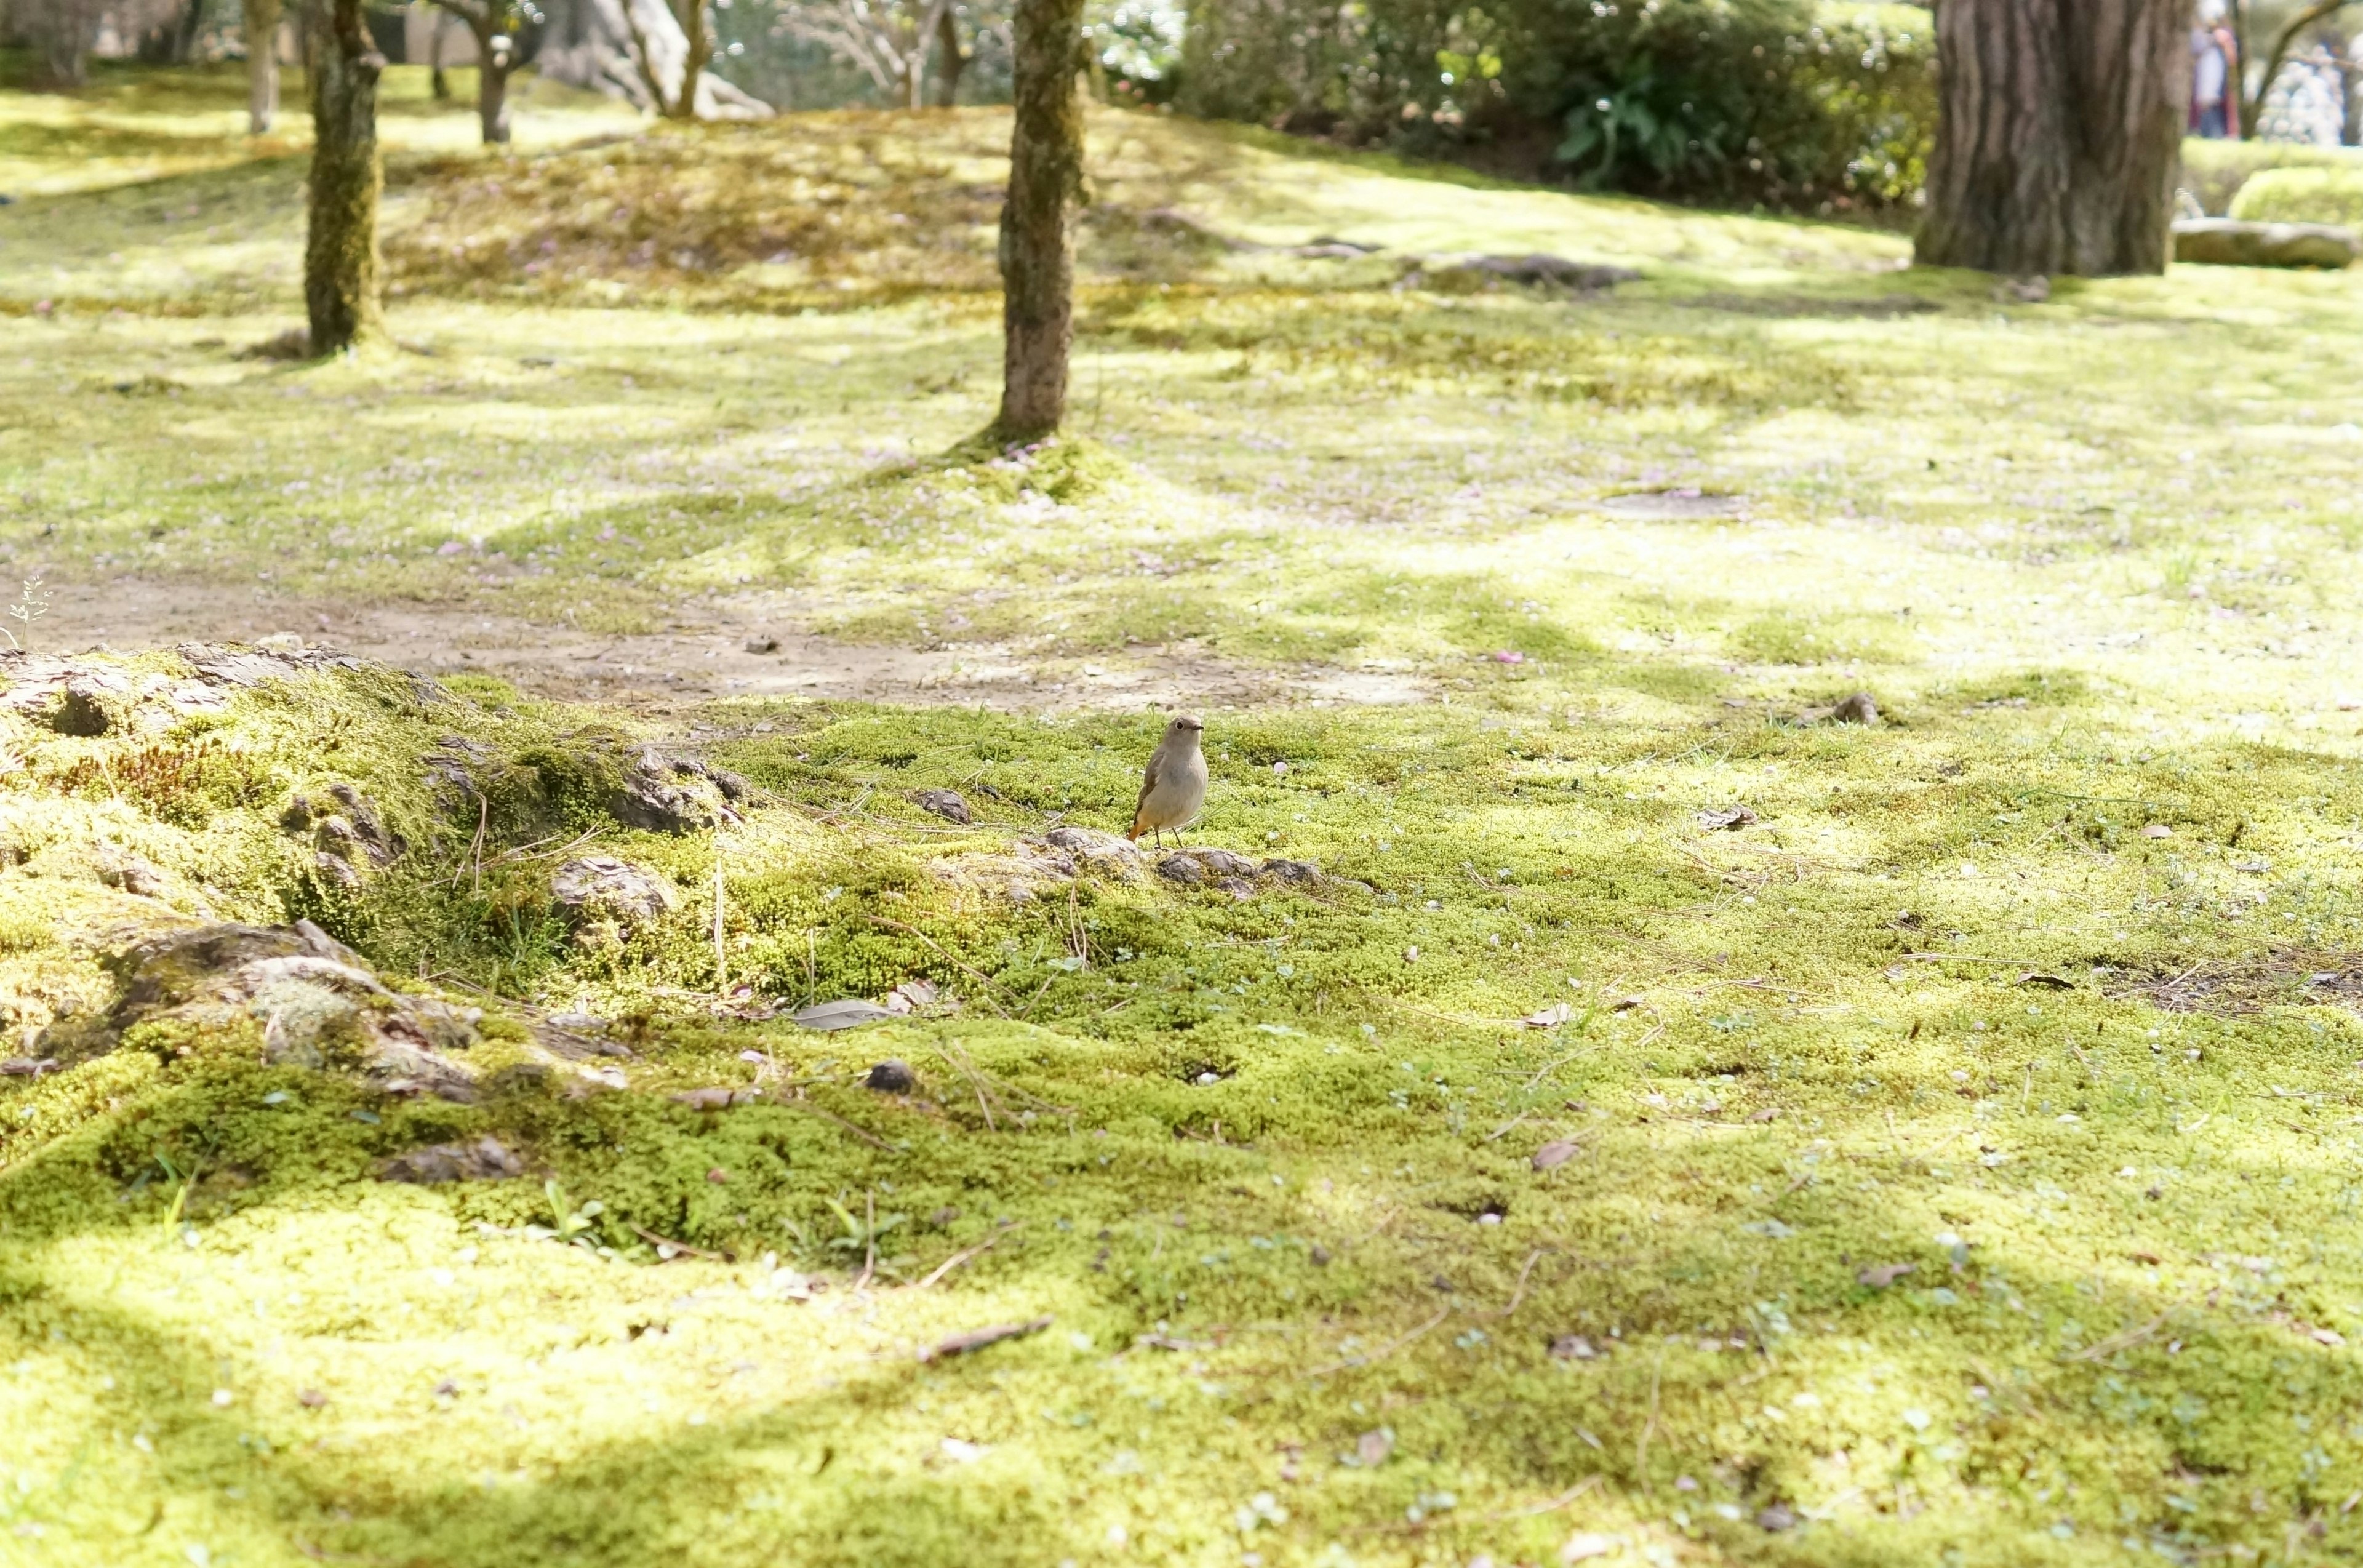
[1214, 877, 1256, 900]
[743, 633, 780, 654]
[378, 1136, 525, 1184]
[1191, 848, 1257, 878]
[1260, 858, 1325, 887]
[1155, 854, 1206, 886]
[609, 749, 726, 833]
[1042, 825, 1144, 875]
[550, 855, 678, 926]
[1831, 692, 1878, 725]
[96, 851, 169, 900]
[2173, 218, 2357, 268]
[99, 921, 479, 1095]
[915, 788, 974, 825]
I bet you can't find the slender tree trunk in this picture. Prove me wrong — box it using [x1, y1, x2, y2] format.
[993, 0, 1086, 440]
[431, 12, 452, 99]
[933, 3, 967, 106]
[667, 0, 713, 117]
[477, 27, 514, 142]
[173, 0, 210, 64]
[1916, 0, 2186, 278]
[247, 0, 283, 129]
[305, 0, 388, 353]
[45, 25, 89, 85]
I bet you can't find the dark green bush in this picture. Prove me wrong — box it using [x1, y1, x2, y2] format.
[1179, 0, 1933, 214]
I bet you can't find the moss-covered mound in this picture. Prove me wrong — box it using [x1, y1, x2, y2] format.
[2, 648, 2361, 1566]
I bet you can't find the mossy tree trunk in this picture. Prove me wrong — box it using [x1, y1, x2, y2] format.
[247, 0, 282, 132]
[304, 0, 387, 353]
[993, 0, 1086, 441]
[1915, 0, 2186, 277]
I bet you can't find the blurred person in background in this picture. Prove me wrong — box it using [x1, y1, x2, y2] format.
[2194, 0, 2241, 138]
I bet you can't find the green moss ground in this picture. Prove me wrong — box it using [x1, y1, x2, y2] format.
[1, 65, 2362, 1568]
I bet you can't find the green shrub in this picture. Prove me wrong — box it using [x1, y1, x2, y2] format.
[2228, 164, 2363, 230]
[1178, 0, 1934, 213]
[2179, 135, 2363, 216]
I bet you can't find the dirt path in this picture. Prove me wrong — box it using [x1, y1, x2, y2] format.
[66, 575, 1435, 716]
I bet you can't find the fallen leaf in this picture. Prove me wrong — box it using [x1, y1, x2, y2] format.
[0, 1057, 58, 1078]
[1524, 1002, 1575, 1028]
[1757, 1504, 1798, 1532]
[2141, 823, 2173, 838]
[1857, 1262, 1916, 1289]
[1549, 1334, 1596, 1361]
[1560, 1532, 1618, 1562]
[1697, 806, 1757, 831]
[1492, 650, 1526, 664]
[1532, 1139, 1579, 1170]
[297, 1389, 327, 1409]
[2129, 1250, 2162, 1266]
[1749, 1107, 1780, 1122]
[1357, 1428, 1393, 1467]
[919, 1316, 1053, 1363]
[794, 998, 895, 1031]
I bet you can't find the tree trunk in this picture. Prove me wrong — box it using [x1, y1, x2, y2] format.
[666, 0, 714, 117]
[478, 28, 514, 142]
[933, 3, 967, 106]
[173, 0, 211, 65]
[247, 0, 282, 130]
[1915, 0, 2187, 278]
[431, 12, 452, 100]
[305, 0, 388, 353]
[44, 26, 89, 86]
[994, 0, 1086, 441]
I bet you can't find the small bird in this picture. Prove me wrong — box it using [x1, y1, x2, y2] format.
[1129, 714, 1207, 847]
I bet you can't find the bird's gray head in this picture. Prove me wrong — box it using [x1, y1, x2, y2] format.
[1167, 714, 1204, 738]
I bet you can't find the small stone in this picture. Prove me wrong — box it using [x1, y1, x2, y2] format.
[378, 1137, 524, 1185]
[551, 856, 678, 927]
[743, 633, 780, 654]
[1697, 806, 1757, 831]
[297, 1389, 327, 1409]
[1830, 691, 1878, 725]
[1549, 1334, 1596, 1361]
[1757, 1503, 1798, 1532]
[865, 1058, 916, 1093]
[914, 788, 973, 825]
[1532, 1138, 1578, 1170]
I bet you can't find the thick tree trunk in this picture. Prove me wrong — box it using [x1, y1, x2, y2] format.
[933, 4, 967, 106]
[305, 0, 387, 353]
[994, 0, 1086, 441]
[247, 0, 282, 131]
[1916, 0, 2187, 277]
